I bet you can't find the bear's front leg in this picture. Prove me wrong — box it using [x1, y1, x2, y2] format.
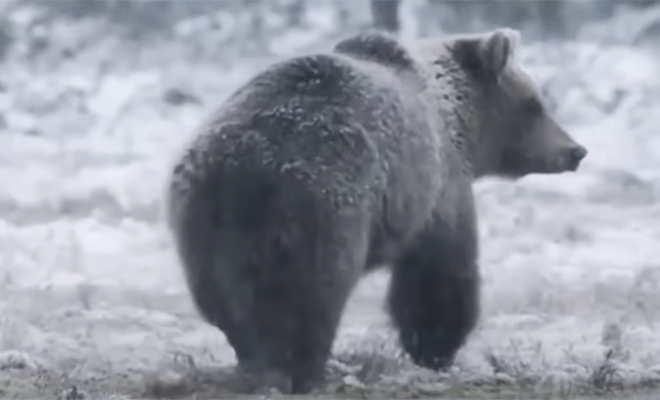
[386, 209, 480, 370]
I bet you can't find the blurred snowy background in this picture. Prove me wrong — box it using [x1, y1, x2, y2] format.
[0, 0, 659, 398]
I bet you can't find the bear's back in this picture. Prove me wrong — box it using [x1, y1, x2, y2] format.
[169, 32, 454, 274]
[193, 51, 430, 181]
[171, 40, 445, 224]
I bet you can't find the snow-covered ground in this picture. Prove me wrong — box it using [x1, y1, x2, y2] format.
[1, 3, 660, 399]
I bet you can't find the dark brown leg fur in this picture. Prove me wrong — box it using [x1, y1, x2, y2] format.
[387, 212, 480, 370]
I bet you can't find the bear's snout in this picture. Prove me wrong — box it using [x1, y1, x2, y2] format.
[534, 117, 588, 174]
[520, 141, 588, 175]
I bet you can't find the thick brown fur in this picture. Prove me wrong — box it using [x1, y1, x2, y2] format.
[165, 29, 587, 394]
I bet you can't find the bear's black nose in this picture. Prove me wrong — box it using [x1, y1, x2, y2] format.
[570, 145, 588, 163]
[568, 145, 588, 171]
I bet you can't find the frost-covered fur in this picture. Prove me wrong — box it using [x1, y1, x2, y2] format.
[165, 29, 587, 394]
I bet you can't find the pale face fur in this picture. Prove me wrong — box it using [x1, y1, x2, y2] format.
[413, 28, 587, 179]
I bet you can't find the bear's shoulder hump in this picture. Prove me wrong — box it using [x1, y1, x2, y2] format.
[333, 31, 417, 72]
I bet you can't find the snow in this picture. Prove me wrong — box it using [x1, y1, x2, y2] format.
[1, 3, 660, 399]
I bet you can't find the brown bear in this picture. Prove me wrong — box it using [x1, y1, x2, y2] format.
[165, 28, 587, 394]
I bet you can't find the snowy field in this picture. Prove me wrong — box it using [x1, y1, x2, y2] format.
[1, 2, 660, 399]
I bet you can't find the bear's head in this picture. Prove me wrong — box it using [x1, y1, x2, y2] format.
[415, 28, 587, 179]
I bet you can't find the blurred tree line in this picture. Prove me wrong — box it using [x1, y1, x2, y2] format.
[372, 0, 660, 39]
[8, 0, 660, 38]
[0, 0, 658, 64]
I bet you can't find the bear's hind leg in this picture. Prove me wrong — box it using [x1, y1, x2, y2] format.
[172, 187, 279, 392]
[181, 229, 275, 388]
[386, 213, 480, 370]
[253, 206, 368, 394]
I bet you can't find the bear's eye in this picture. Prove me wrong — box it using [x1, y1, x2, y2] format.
[523, 97, 544, 115]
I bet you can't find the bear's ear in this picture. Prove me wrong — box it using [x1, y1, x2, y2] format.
[481, 28, 519, 76]
[452, 28, 520, 80]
